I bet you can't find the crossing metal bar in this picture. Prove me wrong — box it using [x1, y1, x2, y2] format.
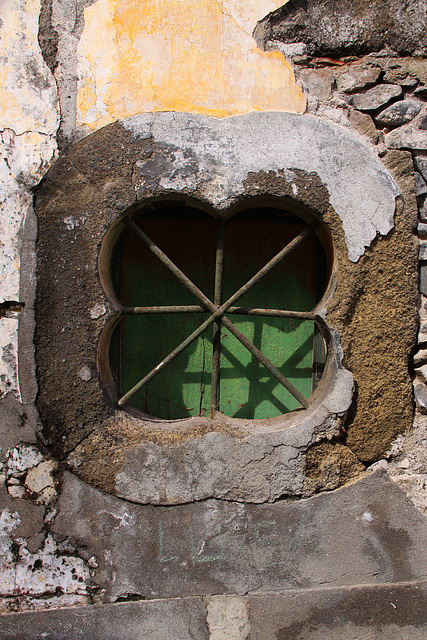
[210, 220, 225, 417]
[123, 305, 315, 320]
[118, 218, 317, 408]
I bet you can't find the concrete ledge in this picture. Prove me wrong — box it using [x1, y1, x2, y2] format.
[0, 596, 209, 640]
[0, 582, 426, 639]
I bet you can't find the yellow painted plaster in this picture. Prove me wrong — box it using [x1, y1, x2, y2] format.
[77, 0, 305, 130]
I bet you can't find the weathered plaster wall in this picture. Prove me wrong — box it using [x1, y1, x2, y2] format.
[0, 0, 426, 631]
[76, 0, 305, 127]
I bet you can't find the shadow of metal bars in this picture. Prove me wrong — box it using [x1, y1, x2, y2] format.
[117, 217, 319, 413]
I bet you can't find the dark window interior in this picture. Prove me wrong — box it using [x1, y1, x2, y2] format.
[110, 202, 327, 420]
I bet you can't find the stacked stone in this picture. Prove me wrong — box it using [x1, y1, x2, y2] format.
[289, 51, 427, 410]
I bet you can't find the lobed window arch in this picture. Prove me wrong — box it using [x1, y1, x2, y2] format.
[107, 199, 331, 421]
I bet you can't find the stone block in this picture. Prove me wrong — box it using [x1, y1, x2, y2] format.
[375, 100, 422, 127]
[248, 582, 427, 639]
[299, 68, 334, 101]
[349, 84, 402, 111]
[52, 471, 427, 601]
[419, 242, 427, 261]
[415, 86, 427, 99]
[419, 196, 427, 222]
[415, 364, 427, 384]
[386, 126, 427, 151]
[347, 109, 379, 143]
[415, 172, 427, 196]
[0, 597, 209, 640]
[336, 65, 381, 93]
[414, 348, 427, 365]
[414, 381, 427, 414]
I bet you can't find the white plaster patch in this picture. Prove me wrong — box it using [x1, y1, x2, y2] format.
[123, 112, 400, 262]
[0, 510, 91, 598]
[0, 0, 59, 399]
[6, 445, 57, 505]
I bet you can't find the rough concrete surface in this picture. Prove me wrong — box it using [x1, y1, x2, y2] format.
[249, 582, 427, 639]
[52, 471, 427, 601]
[0, 597, 209, 640]
[256, 0, 427, 57]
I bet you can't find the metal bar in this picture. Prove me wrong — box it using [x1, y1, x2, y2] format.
[122, 305, 207, 314]
[118, 219, 317, 407]
[227, 308, 315, 320]
[118, 311, 227, 407]
[210, 219, 225, 417]
[123, 305, 315, 319]
[124, 219, 213, 308]
[220, 316, 309, 408]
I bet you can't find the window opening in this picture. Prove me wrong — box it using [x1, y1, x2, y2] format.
[109, 203, 328, 420]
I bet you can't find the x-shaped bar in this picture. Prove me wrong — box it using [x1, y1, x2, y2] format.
[117, 218, 318, 408]
[122, 306, 315, 320]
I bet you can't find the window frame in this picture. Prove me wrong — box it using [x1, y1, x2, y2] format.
[105, 199, 331, 421]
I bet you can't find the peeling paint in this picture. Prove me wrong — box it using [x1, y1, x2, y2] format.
[0, 0, 59, 399]
[6, 444, 57, 505]
[0, 510, 91, 601]
[76, 0, 305, 130]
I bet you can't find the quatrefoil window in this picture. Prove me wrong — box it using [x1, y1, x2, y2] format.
[108, 201, 329, 421]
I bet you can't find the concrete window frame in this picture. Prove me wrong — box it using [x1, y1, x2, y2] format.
[34, 111, 401, 505]
[100, 198, 332, 422]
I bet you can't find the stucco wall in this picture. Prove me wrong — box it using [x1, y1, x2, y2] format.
[0, 0, 426, 632]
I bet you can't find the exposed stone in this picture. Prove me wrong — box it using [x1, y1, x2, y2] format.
[415, 365, 427, 384]
[372, 58, 427, 87]
[386, 126, 427, 151]
[349, 84, 403, 112]
[383, 69, 418, 86]
[420, 266, 427, 298]
[346, 109, 379, 144]
[52, 472, 427, 600]
[418, 223, 427, 236]
[24, 460, 57, 505]
[418, 320, 427, 343]
[77, 366, 92, 382]
[414, 154, 427, 182]
[0, 509, 91, 601]
[419, 242, 427, 261]
[385, 411, 427, 514]
[414, 381, 427, 414]
[415, 172, 427, 196]
[299, 68, 334, 102]
[249, 583, 427, 640]
[375, 100, 422, 127]
[415, 86, 427, 99]
[257, 0, 427, 58]
[414, 349, 427, 365]
[89, 304, 106, 320]
[419, 196, 427, 221]
[207, 596, 250, 640]
[336, 66, 381, 94]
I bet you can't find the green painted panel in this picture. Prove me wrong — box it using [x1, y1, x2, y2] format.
[111, 205, 321, 420]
